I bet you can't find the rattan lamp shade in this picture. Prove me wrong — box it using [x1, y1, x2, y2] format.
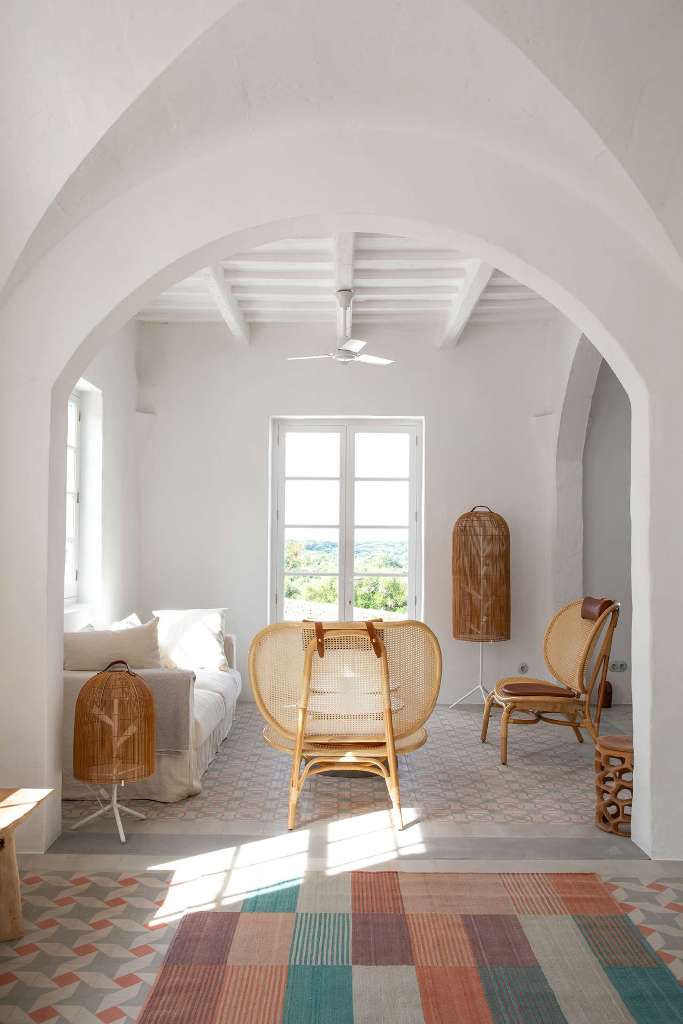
[452, 506, 510, 642]
[73, 660, 155, 785]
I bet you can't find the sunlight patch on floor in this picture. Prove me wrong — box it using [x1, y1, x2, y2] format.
[325, 808, 425, 874]
[149, 829, 310, 922]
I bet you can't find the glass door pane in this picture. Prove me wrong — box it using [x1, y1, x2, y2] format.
[284, 576, 339, 621]
[285, 527, 339, 573]
[286, 431, 340, 477]
[355, 480, 410, 526]
[355, 432, 410, 478]
[285, 479, 340, 525]
[353, 576, 408, 621]
[354, 528, 409, 573]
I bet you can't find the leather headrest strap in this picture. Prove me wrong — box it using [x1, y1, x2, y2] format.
[314, 621, 325, 658]
[581, 597, 615, 621]
[365, 620, 383, 658]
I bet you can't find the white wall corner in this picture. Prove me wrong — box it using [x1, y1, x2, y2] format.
[553, 334, 602, 607]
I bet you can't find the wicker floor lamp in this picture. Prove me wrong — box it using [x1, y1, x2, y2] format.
[449, 506, 510, 707]
[72, 660, 155, 843]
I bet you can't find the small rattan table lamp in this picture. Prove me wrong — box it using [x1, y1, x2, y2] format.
[449, 506, 510, 707]
[72, 660, 155, 843]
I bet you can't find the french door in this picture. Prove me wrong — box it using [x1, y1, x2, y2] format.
[271, 418, 422, 622]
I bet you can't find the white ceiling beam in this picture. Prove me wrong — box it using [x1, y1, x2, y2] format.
[354, 270, 466, 286]
[247, 314, 336, 324]
[437, 260, 494, 348]
[334, 233, 355, 343]
[203, 265, 250, 344]
[226, 270, 335, 287]
[354, 253, 470, 270]
[344, 302, 452, 312]
[235, 293, 335, 303]
[354, 311, 445, 319]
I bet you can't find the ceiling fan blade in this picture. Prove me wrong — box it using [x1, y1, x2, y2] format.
[340, 338, 367, 354]
[287, 354, 333, 361]
[355, 353, 394, 365]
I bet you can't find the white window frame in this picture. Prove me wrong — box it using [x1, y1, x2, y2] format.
[64, 391, 81, 603]
[270, 417, 423, 622]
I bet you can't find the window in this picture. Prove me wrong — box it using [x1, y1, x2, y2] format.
[271, 419, 423, 622]
[64, 392, 81, 601]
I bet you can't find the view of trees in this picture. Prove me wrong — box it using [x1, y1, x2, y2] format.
[284, 538, 408, 614]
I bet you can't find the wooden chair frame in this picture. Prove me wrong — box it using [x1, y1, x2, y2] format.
[290, 622, 401, 830]
[481, 600, 619, 764]
[249, 619, 441, 831]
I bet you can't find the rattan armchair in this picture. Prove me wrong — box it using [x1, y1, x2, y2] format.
[481, 597, 619, 764]
[249, 620, 442, 830]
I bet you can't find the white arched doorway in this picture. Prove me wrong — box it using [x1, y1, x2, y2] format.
[2, 3, 682, 860]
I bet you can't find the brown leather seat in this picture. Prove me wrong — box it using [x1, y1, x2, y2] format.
[498, 680, 575, 698]
[596, 733, 633, 754]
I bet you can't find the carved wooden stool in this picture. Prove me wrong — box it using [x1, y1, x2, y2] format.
[595, 734, 633, 836]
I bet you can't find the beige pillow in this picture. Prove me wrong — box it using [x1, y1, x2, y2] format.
[64, 617, 161, 671]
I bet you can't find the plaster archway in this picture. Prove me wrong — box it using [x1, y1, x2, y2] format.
[1, 7, 682, 857]
[1, 128, 679, 864]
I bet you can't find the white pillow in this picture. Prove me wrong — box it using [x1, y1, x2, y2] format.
[64, 618, 161, 671]
[153, 609, 228, 671]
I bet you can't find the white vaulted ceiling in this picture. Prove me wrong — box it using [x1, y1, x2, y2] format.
[136, 233, 558, 345]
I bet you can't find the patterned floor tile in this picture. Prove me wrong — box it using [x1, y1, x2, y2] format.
[61, 706, 633, 828]
[0, 873, 176, 1023]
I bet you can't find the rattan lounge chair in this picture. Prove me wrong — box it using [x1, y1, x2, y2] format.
[249, 619, 442, 830]
[480, 597, 619, 764]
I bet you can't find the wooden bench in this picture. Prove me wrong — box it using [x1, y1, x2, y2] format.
[0, 788, 52, 941]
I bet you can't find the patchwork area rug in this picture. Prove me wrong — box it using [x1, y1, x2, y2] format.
[138, 871, 683, 1024]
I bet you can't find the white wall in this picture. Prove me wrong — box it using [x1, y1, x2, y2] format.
[64, 322, 140, 629]
[583, 361, 632, 702]
[135, 315, 578, 702]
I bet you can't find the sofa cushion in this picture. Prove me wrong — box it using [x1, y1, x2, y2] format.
[64, 617, 161, 670]
[153, 608, 229, 672]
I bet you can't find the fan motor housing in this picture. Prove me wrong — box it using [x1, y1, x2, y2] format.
[336, 348, 355, 362]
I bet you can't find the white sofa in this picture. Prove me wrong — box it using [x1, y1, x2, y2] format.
[62, 634, 241, 802]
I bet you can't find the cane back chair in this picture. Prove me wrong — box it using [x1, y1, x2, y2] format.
[249, 620, 442, 830]
[481, 597, 619, 764]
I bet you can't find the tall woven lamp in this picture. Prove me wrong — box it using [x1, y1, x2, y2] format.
[449, 506, 510, 707]
[71, 660, 155, 843]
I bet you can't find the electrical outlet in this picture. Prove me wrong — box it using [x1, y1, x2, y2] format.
[609, 660, 628, 673]
[518, 663, 529, 675]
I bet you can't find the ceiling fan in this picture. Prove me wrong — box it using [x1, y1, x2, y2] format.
[287, 289, 394, 366]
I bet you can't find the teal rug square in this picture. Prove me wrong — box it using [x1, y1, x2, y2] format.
[478, 965, 567, 1024]
[605, 965, 683, 1023]
[283, 965, 353, 1024]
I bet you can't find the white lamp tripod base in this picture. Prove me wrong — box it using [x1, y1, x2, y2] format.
[71, 782, 146, 844]
[449, 641, 490, 708]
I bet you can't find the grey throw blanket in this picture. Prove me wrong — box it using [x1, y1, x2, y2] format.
[64, 668, 195, 754]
